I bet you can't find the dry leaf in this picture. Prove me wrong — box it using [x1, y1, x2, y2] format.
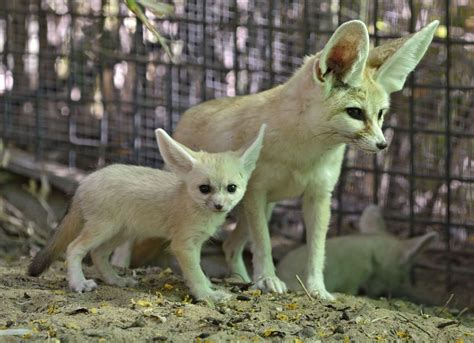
[396, 330, 409, 338]
[285, 303, 298, 310]
[47, 304, 59, 315]
[162, 283, 174, 291]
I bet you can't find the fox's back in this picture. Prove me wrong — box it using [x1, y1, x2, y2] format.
[76, 165, 181, 230]
[78, 164, 178, 201]
[174, 88, 282, 153]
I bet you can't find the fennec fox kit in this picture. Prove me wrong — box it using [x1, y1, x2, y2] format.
[171, 20, 438, 299]
[277, 205, 437, 297]
[28, 125, 266, 302]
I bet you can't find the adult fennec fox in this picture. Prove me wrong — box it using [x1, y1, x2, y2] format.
[28, 126, 266, 302]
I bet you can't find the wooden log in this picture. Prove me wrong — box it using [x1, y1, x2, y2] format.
[0, 147, 85, 193]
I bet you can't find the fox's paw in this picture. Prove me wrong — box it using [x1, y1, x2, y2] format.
[207, 289, 232, 303]
[204, 278, 213, 290]
[70, 279, 98, 293]
[125, 277, 139, 287]
[229, 263, 252, 283]
[309, 287, 335, 301]
[253, 276, 287, 294]
[194, 289, 232, 303]
[106, 276, 138, 288]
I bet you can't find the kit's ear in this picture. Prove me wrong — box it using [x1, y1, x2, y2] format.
[358, 204, 386, 234]
[371, 20, 439, 93]
[315, 20, 370, 87]
[156, 129, 197, 174]
[400, 232, 438, 264]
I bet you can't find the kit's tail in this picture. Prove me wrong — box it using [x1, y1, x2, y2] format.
[28, 201, 83, 276]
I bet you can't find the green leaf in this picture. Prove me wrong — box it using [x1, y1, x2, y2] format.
[136, 0, 174, 17]
[124, 0, 175, 62]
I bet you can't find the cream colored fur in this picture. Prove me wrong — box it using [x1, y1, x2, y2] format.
[172, 20, 438, 300]
[277, 205, 438, 297]
[29, 126, 266, 302]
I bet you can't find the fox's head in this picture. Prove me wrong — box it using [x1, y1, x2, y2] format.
[305, 20, 438, 153]
[156, 125, 266, 213]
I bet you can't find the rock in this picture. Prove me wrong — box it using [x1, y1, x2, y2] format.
[300, 326, 315, 338]
[84, 329, 103, 337]
[126, 316, 147, 328]
[204, 317, 223, 326]
[237, 295, 251, 301]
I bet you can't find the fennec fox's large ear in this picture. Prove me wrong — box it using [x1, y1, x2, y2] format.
[238, 124, 266, 174]
[156, 128, 196, 174]
[400, 232, 438, 264]
[370, 20, 439, 93]
[315, 20, 370, 87]
[358, 204, 386, 234]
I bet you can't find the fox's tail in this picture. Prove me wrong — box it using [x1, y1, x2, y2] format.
[28, 201, 84, 276]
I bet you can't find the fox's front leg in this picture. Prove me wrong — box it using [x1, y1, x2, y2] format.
[171, 240, 230, 302]
[244, 194, 287, 293]
[223, 202, 275, 283]
[302, 190, 335, 301]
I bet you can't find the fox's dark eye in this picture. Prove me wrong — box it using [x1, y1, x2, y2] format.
[378, 109, 384, 121]
[227, 184, 237, 193]
[199, 185, 211, 194]
[346, 107, 364, 121]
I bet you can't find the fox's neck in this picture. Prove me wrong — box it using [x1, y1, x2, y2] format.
[263, 55, 344, 153]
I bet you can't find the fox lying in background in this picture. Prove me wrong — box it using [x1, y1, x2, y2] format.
[28, 125, 266, 302]
[277, 205, 438, 297]
[165, 20, 439, 299]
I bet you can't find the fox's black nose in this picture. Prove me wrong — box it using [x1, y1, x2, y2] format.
[376, 142, 388, 150]
[214, 204, 223, 210]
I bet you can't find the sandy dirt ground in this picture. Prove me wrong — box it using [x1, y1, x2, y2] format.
[0, 258, 473, 342]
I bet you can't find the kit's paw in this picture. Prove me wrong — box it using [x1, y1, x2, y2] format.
[70, 279, 98, 293]
[254, 275, 287, 294]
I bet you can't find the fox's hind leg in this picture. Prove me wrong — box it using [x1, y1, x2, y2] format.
[66, 225, 108, 293]
[110, 240, 133, 268]
[91, 237, 137, 288]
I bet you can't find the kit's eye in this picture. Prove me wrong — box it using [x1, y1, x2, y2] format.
[378, 109, 384, 121]
[199, 185, 211, 194]
[227, 184, 237, 193]
[346, 107, 364, 121]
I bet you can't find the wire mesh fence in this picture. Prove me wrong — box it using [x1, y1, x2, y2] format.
[0, 0, 472, 289]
